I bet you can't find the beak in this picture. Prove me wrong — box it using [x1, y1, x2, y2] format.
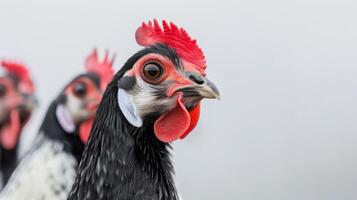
[20, 93, 38, 112]
[175, 76, 220, 100]
[194, 78, 220, 99]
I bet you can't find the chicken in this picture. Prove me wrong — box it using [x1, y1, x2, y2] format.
[67, 20, 220, 200]
[0, 49, 115, 200]
[0, 60, 37, 188]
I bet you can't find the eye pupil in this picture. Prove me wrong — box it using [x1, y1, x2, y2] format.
[147, 68, 158, 77]
[73, 83, 86, 97]
[143, 63, 163, 82]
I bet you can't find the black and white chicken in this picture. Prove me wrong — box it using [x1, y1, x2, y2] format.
[68, 20, 220, 200]
[0, 60, 37, 188]
[0, 50, 114, 200]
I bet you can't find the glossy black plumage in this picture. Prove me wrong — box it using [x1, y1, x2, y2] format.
[0, 146, 17, 185]
[68, 45, 180, 200]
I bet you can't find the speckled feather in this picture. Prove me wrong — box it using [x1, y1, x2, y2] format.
[0, 74, 99, 199]
[68, 45, 180, 200]
[0, 136, 77, 200]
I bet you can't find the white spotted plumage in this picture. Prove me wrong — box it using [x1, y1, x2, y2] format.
[0, 135, 78, 200]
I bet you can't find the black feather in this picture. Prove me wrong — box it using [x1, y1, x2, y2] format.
[68, 44, 180, 200]
[118, 76, 136, 90]
[0, 146, 18, 184]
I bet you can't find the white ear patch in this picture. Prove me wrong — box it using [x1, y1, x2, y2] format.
[117, 88, 143, 127]
[56, 104, 76, 133]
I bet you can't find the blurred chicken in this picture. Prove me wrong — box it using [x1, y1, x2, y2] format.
[0, 49, 114, 200]
[0, 60, 37, 188]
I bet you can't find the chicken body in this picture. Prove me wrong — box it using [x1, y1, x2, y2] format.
[68, 20, 219, 200]
[0, 50, 114, 200]
[0, 94, 87, 200]
[0, 60, 37, 188]
[0, 136, 77, 200]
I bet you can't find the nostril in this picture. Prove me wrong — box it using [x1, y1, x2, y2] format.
[189, 74, 204, 85]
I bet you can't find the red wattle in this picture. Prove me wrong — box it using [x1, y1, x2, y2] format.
[0, 110, 21, 150]
[154, 95, 190, 143]
[180, 103, 201, 139]
[79, 118, 94, 144]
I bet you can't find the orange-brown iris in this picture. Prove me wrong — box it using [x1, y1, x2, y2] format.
[142, 62, 163, 83]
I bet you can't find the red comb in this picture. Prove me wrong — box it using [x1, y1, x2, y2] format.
[85, 49, 115, 90]
[1, 60, 35, 93]
[135, 19, 206, 74]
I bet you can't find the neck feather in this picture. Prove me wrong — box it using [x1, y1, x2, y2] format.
[0, 146, 17, 184]
[68, 81, 178, 200]
[40, 98, 84, 162]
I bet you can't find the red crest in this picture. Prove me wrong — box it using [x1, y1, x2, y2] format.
[1, 60, 35, 93]
[85, 49, 115, 90]
[135, 19, 206, 75]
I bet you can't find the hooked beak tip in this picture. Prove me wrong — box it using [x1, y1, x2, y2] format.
[170, 74, 220, 100]
[201, 88, 220, 100]
[202, 80, 220, 100]
[177, 81, 220, 100]
[216, 94, 221, 100]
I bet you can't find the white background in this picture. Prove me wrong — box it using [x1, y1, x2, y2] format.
[1, 0, 357, 199]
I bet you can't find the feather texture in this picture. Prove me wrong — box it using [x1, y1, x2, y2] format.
[68, 47, 179, 200]
[0, 136, 77, 200]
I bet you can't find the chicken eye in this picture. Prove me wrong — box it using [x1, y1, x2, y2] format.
[0, 85, 7, 98]
[142, 63, 163, 82]
[73, 82, 87, 98]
